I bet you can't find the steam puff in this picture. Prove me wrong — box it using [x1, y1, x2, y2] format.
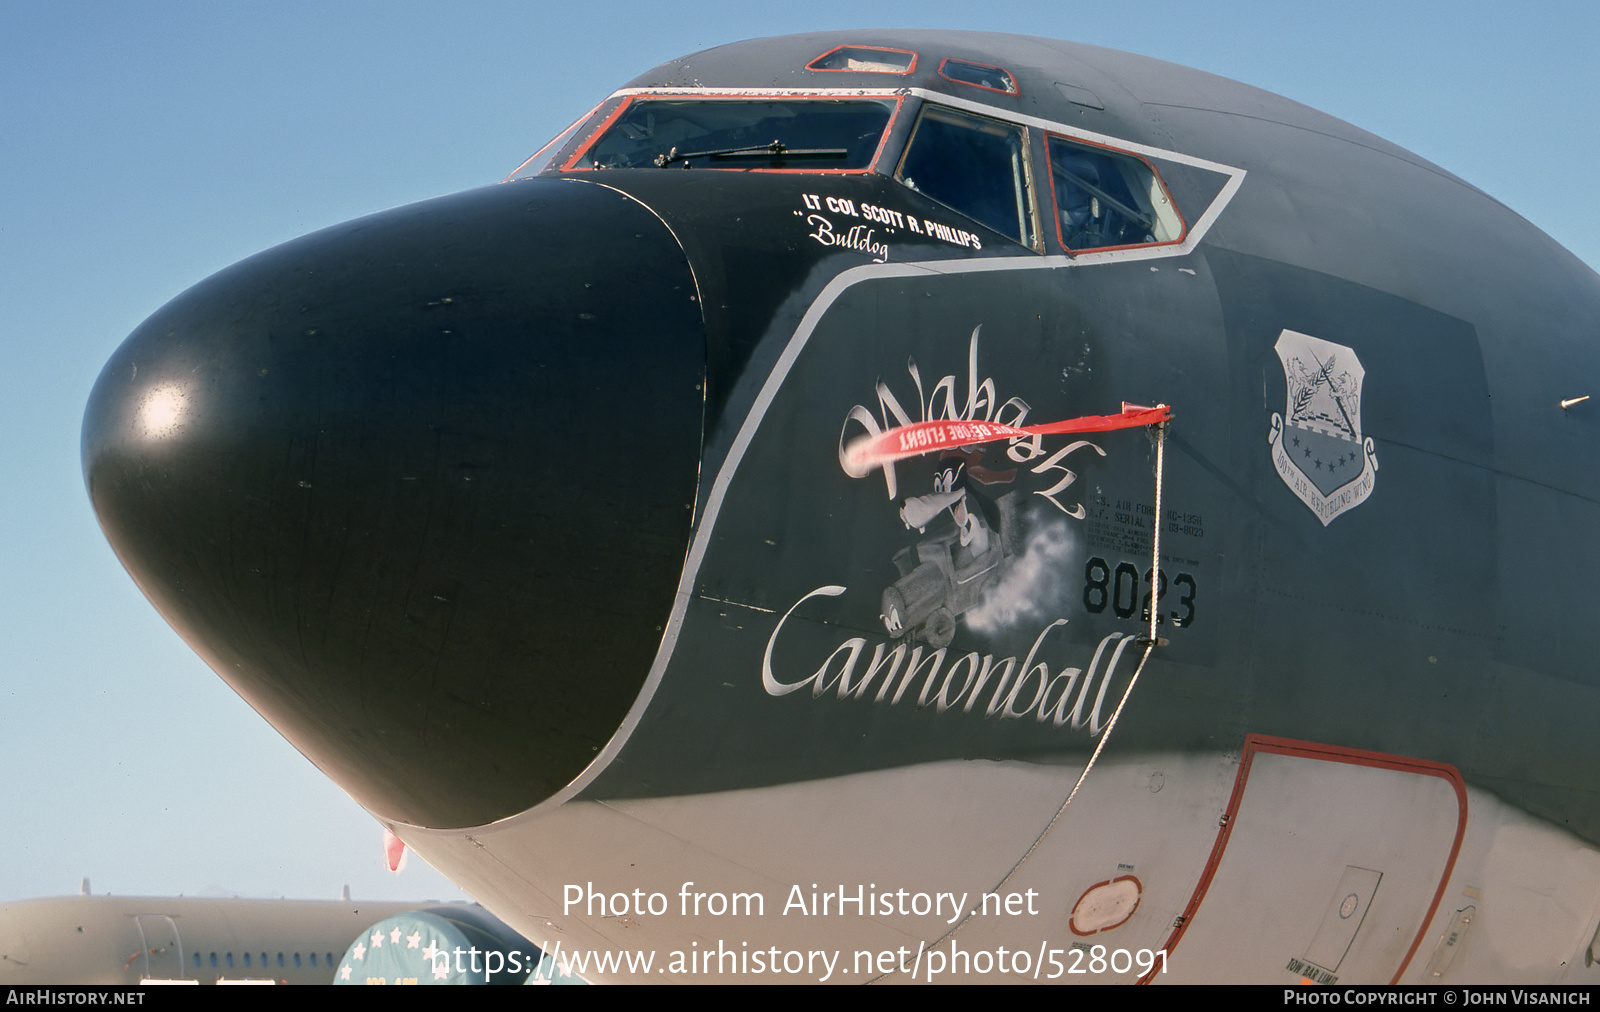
[966, 518, 1075, 633]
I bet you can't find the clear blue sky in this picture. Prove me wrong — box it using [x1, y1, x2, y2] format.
[2, 0, 1595, 905]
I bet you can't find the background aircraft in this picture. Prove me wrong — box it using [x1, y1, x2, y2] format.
[6, 0, 1600, 980]
[0, 886, 543, 985]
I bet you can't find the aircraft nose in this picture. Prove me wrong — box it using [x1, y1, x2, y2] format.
[81, 179, 705, 829]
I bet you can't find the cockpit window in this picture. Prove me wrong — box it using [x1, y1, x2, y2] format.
[505, 100, 610, 180]
[937, 59, 1019, 95]
[570, 98, 896, 171]
[896, 104, 1036, 248]
[806, 45, 917, 74]
[1047, 134, 1184, 252]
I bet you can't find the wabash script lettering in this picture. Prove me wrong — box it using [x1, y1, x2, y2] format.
[837, 327, 1103, 516]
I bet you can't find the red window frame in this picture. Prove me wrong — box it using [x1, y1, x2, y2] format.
[806, 44, 918, 75]
[559, 92, 906, 176]
[936, 57, 1020, 96]
[1046, 131, 1188, 254]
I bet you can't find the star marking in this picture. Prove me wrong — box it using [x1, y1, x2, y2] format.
[371, 930, 383, 948]
[391, 927, 402, 944]
[353, 942, 366, 960]
[407, 931, 421, 949]
[433, 958, 450, 980]
[340, 965, 352, 981]
[422, 941, 438, 962]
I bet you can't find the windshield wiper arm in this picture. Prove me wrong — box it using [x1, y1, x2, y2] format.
[654, 139, 848, 168]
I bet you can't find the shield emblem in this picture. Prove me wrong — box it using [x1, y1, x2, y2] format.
[1268, 330, 1378, 525]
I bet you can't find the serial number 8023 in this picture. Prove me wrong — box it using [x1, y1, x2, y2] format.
[1060, 946, 1167, 976]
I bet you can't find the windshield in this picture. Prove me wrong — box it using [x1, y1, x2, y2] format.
[571, 98, 896, 171]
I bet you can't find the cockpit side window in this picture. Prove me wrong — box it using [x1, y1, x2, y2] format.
[895, 104, 1036, 248]
[1046, 134, 1184, 252]
[505, 96, 628, 181]
[565, 97, 897, 172]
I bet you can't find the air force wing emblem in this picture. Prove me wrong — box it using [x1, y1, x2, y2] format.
[1267, 330, 1378, 525]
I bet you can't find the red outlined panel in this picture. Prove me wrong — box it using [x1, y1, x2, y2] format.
[937, 57, 1019, 96]
[1070, 874, 1143, 936]
[806, 45, 918, 75]
[1046, 132, 1189, 255]
[1139, 735, 1467, 985]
